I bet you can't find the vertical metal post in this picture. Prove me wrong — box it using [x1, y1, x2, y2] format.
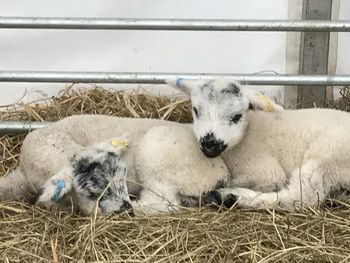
[297, 0, 332, 108]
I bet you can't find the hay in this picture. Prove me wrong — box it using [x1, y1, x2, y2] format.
[1, 202, 350, 262]
[1, 86, 350, 262]
[0, 86, 192, 122]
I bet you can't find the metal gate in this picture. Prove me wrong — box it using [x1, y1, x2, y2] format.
[0, 4, 350, 133]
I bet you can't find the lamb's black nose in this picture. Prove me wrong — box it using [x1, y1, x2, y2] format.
[200, 134, 227, 158]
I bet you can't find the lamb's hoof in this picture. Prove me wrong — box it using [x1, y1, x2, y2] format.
[202, 190, 222, 206]
[222, 194, 237, 208]
[202, 190, 237, 209]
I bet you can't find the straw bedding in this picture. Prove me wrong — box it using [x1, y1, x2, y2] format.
[1, 86, 350, 262]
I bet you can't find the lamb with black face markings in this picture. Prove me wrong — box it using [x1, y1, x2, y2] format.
[176, 78, 350, 210]
[0, 115, 233, 215]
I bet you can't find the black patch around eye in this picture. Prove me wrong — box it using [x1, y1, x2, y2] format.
[192, 107, 199, 118]
[229, 114, 242, 124]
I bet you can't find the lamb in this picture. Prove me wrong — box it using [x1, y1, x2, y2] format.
[32, 137, 132, 215]
[0, 113, 232, 214]
[175, 78, 350, 209]
[0, 79, 287, 214]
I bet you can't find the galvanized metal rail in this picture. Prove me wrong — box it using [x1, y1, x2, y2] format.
[0, 121, 49, 134]
[1, 71, 350, 86]
[0, 17, 350, 32]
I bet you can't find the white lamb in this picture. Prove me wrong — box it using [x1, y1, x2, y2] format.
[174, 78, 350, 209]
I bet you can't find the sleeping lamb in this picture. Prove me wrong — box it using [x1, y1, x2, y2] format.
[174, 78, 350, 209]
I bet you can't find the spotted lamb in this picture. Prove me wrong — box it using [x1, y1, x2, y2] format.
[174, 78, 350, 209]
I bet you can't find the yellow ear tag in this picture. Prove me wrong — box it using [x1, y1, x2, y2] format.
[258, 94, 274, 112]
[111, 140, 128, 147]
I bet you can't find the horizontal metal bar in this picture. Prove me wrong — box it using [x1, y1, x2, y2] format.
[0, 17, 350, 32]
[0, 121, 49, 134]
[0, 71, 350, 86]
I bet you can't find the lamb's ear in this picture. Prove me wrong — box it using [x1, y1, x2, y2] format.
[166, 78, 208, 96]
[241, 89, 284, 112]
[111, 135, 129, 154]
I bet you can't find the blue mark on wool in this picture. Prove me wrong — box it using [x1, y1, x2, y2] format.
[176, 78, 183, 87]
[51, 180, 65, 202]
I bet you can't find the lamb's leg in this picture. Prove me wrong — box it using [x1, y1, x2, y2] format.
[0, 168, 29, 201]
[131, 187, 239, 215]
[34, 165, 74, 205]
[0, 130, 84, 201]
[130, 181, 230, 215]
[214, 160, 332, 209]
[130, 184, 179, 215]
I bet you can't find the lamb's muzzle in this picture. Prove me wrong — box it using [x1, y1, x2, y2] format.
[199, 133, 227, 158]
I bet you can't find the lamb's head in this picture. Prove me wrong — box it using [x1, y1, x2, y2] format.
[168, 78, 250, 158]
[34, 137, 133, 216]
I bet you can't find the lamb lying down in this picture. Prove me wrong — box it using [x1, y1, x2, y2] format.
[32, 136, 228, 215]
[174, 78, 350, 210]
[32, 137, 133, 215]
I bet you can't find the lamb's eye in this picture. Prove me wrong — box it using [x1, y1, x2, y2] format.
[192, 107, 199, 118]
[229, 114, 242, 124]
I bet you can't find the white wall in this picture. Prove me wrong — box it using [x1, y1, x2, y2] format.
[0, 0, 288, 105]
